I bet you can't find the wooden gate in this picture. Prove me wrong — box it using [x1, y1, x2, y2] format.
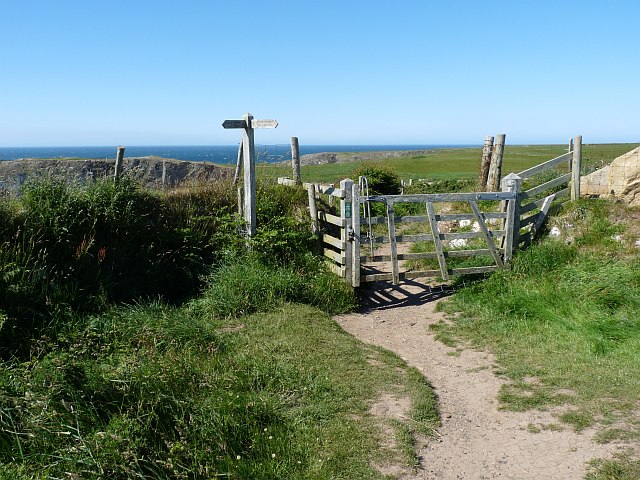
[353, 191, 518, 286]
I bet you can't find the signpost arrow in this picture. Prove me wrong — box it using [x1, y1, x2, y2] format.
[222, 119, 247, 129]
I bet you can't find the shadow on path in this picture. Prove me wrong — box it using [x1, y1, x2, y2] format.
[356, 279, 455, 313]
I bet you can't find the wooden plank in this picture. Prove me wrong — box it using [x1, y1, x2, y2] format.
[307, 184, 321, 254]
[533, 193, 555, 234]
[387, 202, 400, 284]
[322, 233, 345, 250]
[521, 187, 569, 214]
[451, 266, 498, 275]
[522, 173, 571, 199]
[426, 202, 449, 280]
[222, 119, 247, 129]
[317, 211, 346, 227]
[363, 192, 516, 204]
[327, 263, 346, 277]
[250, 119, 278, 129]
[323, 248, 345, 265]
[361, 249, 498, 263]
[517, 152, 572, 179]
[520, 212, 540, 229]
[469, 200, 503, 267]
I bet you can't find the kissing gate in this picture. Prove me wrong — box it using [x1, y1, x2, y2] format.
[278, 136, 582, 287]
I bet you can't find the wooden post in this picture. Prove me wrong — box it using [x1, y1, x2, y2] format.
[162, 160, 167, 189]
[479, 135, 494, 190]
[501, 173, 522, 263]
[571, 135, 582, 201]
[487, 134, 506, 191]
[307, 183, 321, 254]
[568, 138, 574, 171]
[291, 137, 301, 185]
[242, 113, 257, 236]
[351, 182, 361, 287]
[237, 187, 243, 218]
[114, 145, 125, 182]
[340, 179, 354, 283]
[233, 142, 243, 186]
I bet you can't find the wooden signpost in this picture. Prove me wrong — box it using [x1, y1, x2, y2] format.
[222, 113, 278, 236]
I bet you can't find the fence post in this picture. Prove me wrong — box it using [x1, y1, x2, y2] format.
[291, 137, 301, 185]
[501, 172, 522, 263]
[114, 145, 125, 182]
[307, 183, 321, 254]
[568, 137, 574, 171]
[340, 179, 354, 283]
[487, 134, 506, 191]
[479, 135, 494, 190]
[351, 182, 361, 287]
[571, 135, 582, 201]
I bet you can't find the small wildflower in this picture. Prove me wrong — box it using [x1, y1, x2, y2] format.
[271, 453, 276, 458]
[236, 455, 241, 460]
[268, 435, 272, 440]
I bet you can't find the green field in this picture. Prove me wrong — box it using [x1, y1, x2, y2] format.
[257, 143, 639, 184]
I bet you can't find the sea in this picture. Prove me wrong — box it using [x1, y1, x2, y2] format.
[0, 145, 471, 164]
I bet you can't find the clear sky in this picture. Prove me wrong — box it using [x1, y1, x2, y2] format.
[1, 1, 638, 146]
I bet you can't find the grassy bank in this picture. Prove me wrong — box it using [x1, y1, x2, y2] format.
[432, 199, 640, 478]
[0, 176, 439, 478]
[258, 143, 639, 184]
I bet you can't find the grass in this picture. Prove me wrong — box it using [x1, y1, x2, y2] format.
[0, 290, 438, 478]
[257, 143, 639, 184]
[432, 198, 640, 478]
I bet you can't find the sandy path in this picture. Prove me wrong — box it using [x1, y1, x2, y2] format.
[336, 280, 619, 480]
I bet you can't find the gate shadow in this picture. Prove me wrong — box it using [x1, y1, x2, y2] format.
[355, 279, 455, 313]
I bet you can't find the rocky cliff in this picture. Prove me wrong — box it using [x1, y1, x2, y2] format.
[0, 157, 231, 193]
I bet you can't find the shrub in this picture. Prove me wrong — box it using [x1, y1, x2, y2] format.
[351, 163, 401, 196]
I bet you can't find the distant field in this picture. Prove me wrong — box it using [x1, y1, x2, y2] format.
[257, 143, 639, 184]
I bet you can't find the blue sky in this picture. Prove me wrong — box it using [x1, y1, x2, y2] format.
[1, 1, 638, 146]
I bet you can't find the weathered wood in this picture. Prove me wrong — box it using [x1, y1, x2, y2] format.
[469, 201, 503, 267]
[387, 202, 400, 284]
[571, 135, 582, 201]
[250, 119, 278, 129]
[242, 113, 257, 236]
[237, 187, 243, 217]
[327, 263, 346, 278]
[222, 120, 247, 129]
[307, 183, 321, 254]
[532, 193, 555, 235]
[362, 265, 498, 283]
[233, 142, 243, 186]
[426, 202, 449, 280]
[487, 134, 506, 191]
[351, 182, 361, 287]
[568, 138, 574, 170]
[323, 248, 345, 265]
[521, 173, 571, 199]
[451, 266, 498, 276]
[501, 173, 522, 263]
[361, 249, 499, 263]
[317, 211, 346, 227]
[322, 233, 345, 250]
[114, 146, 125, 181]
[479, 135, 494, 190]
[340, 179, 354, 284]
[520, 187, 569, 214]
[162, 160, 167, 189]
[363, 192, 516, 204]
[517, 152, 572, 179]
[291, 137, 301, 185]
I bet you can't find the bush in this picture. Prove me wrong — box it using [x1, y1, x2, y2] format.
[351, 163, 401, 196]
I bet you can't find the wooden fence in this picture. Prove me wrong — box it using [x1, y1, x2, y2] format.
[277, 135, 582, 287]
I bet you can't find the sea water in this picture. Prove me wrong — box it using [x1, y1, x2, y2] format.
[0, 145, 471, 164]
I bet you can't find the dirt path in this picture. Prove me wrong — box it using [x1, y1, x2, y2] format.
[336, 280, 619, 480]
